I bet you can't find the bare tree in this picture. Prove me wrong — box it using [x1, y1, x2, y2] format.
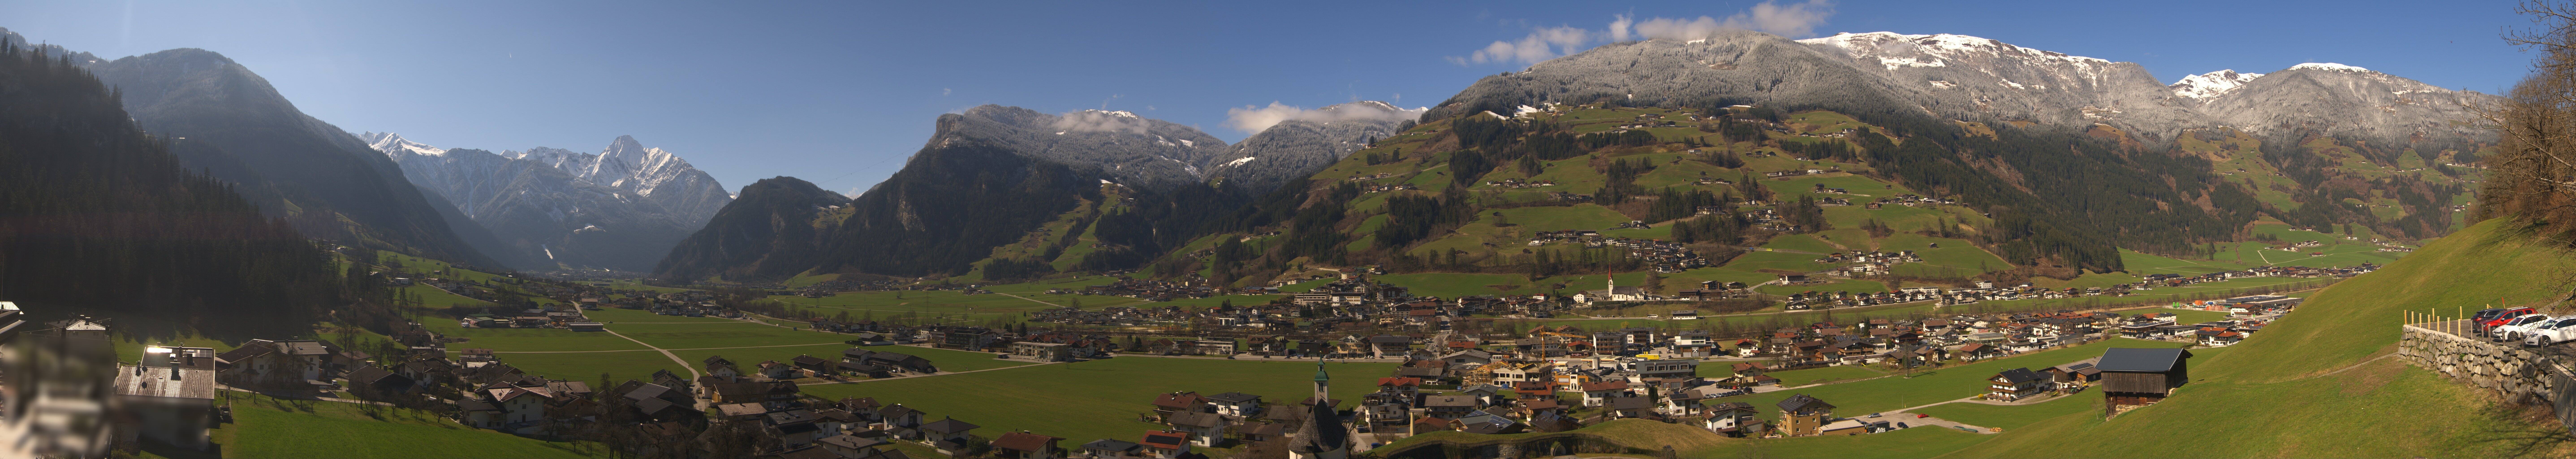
[2478, 1, 2576, 247]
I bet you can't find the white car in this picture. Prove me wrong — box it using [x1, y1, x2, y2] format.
[2523, 317, 2576, 347]
[2494, 314, 2556, 342]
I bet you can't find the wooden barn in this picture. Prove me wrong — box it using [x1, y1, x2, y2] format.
[2096, 348, 2193, 416]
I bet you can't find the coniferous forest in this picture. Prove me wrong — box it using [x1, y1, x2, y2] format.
[0, 42, 342, 338]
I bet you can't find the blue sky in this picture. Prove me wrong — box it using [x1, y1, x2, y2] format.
[2, 0, 2533, 195]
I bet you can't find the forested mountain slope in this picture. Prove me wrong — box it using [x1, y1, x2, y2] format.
[55, 40, 506, 268]
[653, 177, 848, 282]
[0, 41, 343, 337]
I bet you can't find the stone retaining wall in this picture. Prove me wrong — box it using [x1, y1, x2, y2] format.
[2397, 324, 2566, 402]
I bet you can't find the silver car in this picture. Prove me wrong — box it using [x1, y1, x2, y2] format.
[2523, 317, 2576, 347]
[2494, 314, 2555, 342]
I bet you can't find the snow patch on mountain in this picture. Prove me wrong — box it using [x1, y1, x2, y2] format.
[1800, 32, 2111, 77]
[361, 132, 449, 157]
[2290, 62, 2370, 73]
[2169, 69, 2265, 100]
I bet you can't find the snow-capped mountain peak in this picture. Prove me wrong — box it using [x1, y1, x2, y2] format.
[360, 132, 448, 157]
[2169, 69, 2265, 101]
[2289, 62, 2371, 73]
[1798, 32, 2112, 73]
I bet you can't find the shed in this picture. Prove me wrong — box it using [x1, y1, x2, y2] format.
[2096, 347, 2193, 413]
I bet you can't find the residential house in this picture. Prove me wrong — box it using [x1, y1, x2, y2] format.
[1010, 341, 1074, 362]
[1776, 394, 1836, 437]
[704, 356, 742, 378]
[1163, 411, 1228, 447]
[993, 431, 1066, 459]
[1988, 368, 2046, 401]
[114, 346, 218, 450]
[2044, 358, 2101, 386]
[1081, 439, 1145, 459]
[1150, 392, 1208, 420]
[1422, 395, 1479, 418]
[1578, 381, 1629, 407]
[1605, 396, 1656, 419]
[1138, 431, 1192, 459]
[1956, 343, 2001, 361]
[920, 417, 981, 455]
[817, 434, 892, 458]
[1371, 377, 1423, 405]
[1703, 402, 1762, 437]
[1205, 392, 1263, 419]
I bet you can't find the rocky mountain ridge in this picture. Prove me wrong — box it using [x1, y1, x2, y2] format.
[1433, 29, 2496, 146]
[366, 133, 722, 271]
[503, 136, 735, 224]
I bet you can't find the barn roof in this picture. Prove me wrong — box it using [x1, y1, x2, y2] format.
[2096, 348, 2192, 372]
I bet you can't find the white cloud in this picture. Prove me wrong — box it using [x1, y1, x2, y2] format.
[1052, 110, 1152, 135]
[941, 88, 951, 96]
[1225, 102, 1427, 134]
[1625, 0, 1836, 41]
[1453, 1, 1837, 66]
[1459, 25, 1596, 66]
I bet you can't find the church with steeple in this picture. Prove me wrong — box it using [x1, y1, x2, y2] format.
[1288, 361, 1349, 459]
[1574, 273, 1645, 305]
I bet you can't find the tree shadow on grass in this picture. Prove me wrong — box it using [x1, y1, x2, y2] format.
[2457, 401, 2576, 457]
[136, 437, 223, 459]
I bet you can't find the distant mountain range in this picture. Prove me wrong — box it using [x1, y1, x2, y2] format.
[1436, 30, 2495, 145]
[365, 133, 731, 271]
[653, 102, 1411, 281]
[661, 29, 2493, 283]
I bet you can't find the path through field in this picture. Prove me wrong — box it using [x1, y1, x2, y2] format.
[489, 341, 855, 354]
[603, 328, 698, 381]
[995, 292, 1063, 307]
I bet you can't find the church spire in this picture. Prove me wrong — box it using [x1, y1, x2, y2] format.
[1311, 360, 1330, 403]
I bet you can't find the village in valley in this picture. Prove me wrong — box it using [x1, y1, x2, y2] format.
[13, 238, 2344, 459]
[13, 100, 2412, 457]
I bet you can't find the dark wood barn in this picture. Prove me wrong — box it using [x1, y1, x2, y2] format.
[2097, 348, 2192, 415]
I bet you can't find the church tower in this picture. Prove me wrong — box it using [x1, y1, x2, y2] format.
[1290, 360, 1349, 459]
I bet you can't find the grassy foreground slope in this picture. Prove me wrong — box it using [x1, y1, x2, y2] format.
[1941, 219, 2576, 458]
[200, 393, 601, 459]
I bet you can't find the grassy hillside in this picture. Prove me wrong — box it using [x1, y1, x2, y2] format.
[1938, 218, 2576, 458]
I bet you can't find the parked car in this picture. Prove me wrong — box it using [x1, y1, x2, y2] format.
[2493, 314, 2556, 342]
[2471, 308, 2509, 327]
[2480, 307, 2541, 333]
[2522, 317, 2576, 347]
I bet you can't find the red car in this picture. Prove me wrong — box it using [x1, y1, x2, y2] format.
[1916, 414, 1929, 418]
[2482, 307, 2541, 331]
